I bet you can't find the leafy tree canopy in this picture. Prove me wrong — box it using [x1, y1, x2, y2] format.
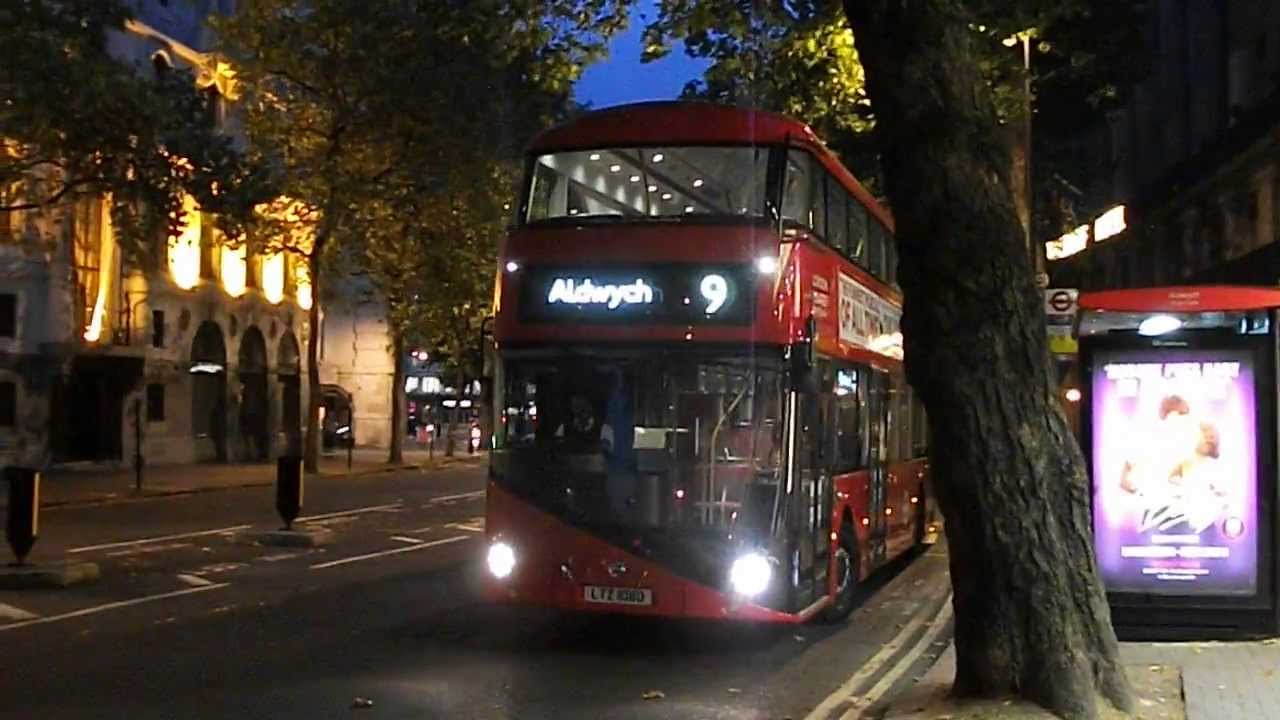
[0, 0, 267, 259]
[643, 0, 1146, 230]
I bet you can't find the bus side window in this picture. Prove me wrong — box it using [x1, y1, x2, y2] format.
[896, 382, 913, 462]
[809, 162, 826, 239]
[885, 231, 899, 288]
[848, 199, 868, 268]
[868, 219, 886, 280]
[834, 366, 865, 473]
[781, 150, 815, 231]
[825, 174, 848, 255]
[912, 394, 929, 458]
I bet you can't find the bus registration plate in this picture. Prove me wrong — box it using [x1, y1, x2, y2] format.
[584, 585, 653, 606]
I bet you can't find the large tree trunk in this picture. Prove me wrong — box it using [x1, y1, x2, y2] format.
[842, 3, 1131, 719]
[303, 250, 323, 473]
[388, 330, 405, 464]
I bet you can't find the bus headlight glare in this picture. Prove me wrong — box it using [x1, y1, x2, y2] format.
[729, 552, 771, 597]
[487, 542, 516, 579]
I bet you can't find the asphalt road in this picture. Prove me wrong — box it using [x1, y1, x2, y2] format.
[0, 460, 952, 720]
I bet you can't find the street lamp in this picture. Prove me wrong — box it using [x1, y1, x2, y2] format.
[1003, 30, 1043, 278]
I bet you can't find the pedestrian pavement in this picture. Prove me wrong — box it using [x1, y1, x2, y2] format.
[1123, 640, 1280, 719]
[1, 448, 486, 509]
[885, 638, 1280, 719]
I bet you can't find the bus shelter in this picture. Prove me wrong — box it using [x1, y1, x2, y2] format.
[1077, 286, 1280, 639]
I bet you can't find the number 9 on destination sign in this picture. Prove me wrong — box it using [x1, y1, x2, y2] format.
[700, 274, 729, 315]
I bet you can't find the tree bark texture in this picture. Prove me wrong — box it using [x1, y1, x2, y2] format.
[303, 249, 323, 473]
[842, 2, 1131, 718]
[388, 331, 405, 465]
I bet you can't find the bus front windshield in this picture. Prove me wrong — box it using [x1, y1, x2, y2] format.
[492, 352, 785, 534]
[525, 146, 772, 223]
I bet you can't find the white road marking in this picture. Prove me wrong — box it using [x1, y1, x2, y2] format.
[0, 602, 39, 621]
[68, 525, 250, 554]
[445, 517, 485, 533]
[297, 503, 402, 523]
[310, 535, 471, 569]
[390, 535, 424, 544]
[193, 562, 246, 574]
[0, 584, 229, 632]
[424, 490, 485, 506]
[258, 552, 298, 563]
[176, 573, 215, 587]
[838, 597, 954, 719]
[803, 591, 951, 720]
[105, 542, 191, 558]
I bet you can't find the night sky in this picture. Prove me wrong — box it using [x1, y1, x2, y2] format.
[574, 0, 710, 108]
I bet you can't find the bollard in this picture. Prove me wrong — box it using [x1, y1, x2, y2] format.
[5, 467, 39, 566]
[276, 456, 304, 531]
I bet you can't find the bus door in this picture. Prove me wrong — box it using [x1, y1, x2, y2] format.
[790, 366, 834, 609]
[866, 369, 890, 569]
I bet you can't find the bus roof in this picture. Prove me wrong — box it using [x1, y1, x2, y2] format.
[528, 102, 894, 231]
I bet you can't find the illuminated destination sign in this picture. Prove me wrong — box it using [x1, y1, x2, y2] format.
[547, 278, 655, 309]
[521, 264, 752, 324]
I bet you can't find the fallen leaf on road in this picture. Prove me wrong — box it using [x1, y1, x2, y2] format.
[351, 698, 375, 709]
[1265, 670, 1275, 678]
[642, 690, 665, 700]
[794, 635, 806, 642]
[727, 688, 742, 694]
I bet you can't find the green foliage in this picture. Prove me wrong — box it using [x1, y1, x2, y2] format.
[644, 1, 879, 184]
[0, 0, 266, 261]
[644, 0, 1147, 230]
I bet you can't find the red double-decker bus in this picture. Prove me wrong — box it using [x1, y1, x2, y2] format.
[483, 101, 934, 623]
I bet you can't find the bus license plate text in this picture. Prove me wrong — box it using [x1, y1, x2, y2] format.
[583, 586, 653, 606]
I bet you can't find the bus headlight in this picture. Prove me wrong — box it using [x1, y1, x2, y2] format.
[729, 552, 772, 597]
[487, 542, 516, 579]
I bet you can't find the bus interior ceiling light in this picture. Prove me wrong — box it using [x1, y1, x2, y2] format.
[487, 542, 516, 579]
[729, 552, 772, 597]
[1138, 314, 1183, 337]
[190, 362, 224, 374]
[756, 256, 778, 274]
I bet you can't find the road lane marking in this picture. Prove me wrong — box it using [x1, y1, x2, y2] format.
[310, 535, 471, 569]
[0, 603, 39, 621]
[297, 503, 403, 523]
[390, 535, 424, 544]
[445, 517, 485, 533]
[68, 525, 251, 554]
[839, 596, 954, 719]
[106, 542, 192, 558]
[176, 573, 215, 587]
[424, 490, 485, 506]
[258, 552, 298, 563]
[802, 591, 950, 720]
[0, 584, 229, 632]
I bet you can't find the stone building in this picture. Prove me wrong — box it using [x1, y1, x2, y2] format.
[1048, 0, 1280, 290]
[0, 1, 310, 469]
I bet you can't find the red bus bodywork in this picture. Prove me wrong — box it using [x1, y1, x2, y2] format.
[485, 102, 931, 622]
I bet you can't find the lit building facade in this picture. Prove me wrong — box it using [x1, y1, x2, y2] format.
[1049, 1, 1280, 290]
[0, 1, 310, 468]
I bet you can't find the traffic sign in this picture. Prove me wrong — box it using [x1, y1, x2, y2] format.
[1044, 288, 1078, 316]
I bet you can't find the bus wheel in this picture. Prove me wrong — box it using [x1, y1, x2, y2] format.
[821, 526, 859, 623]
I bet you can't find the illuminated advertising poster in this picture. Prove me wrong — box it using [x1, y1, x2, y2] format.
[1092, 348, 1258, 596]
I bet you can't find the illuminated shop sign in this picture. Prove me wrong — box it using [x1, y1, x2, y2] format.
[521, 265, 752, 324]
[1091, 348, 1259, 597]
